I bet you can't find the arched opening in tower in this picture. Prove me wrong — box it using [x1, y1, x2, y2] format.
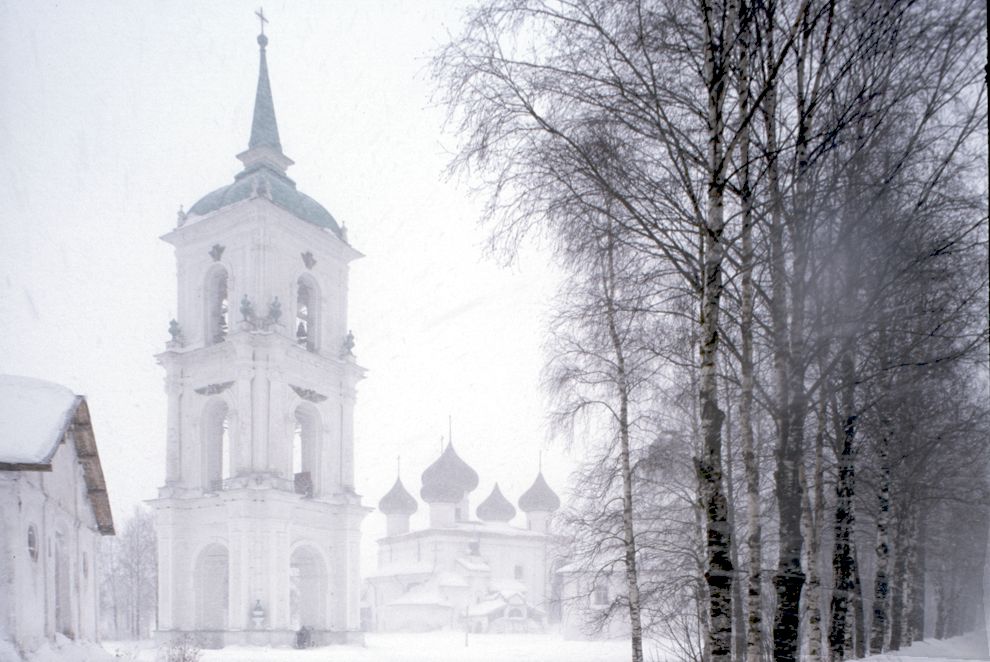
[292, 405, 319, 497]
[289, 545, 328, 630]
[205, 267, 229, 345]
[195, 543, 230, 630]
[295, 276, 319, 352]
[203, 400, 231, 491]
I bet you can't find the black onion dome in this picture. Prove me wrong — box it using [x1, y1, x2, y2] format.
[379, 477, 418, 515]
[518, 472, 561, 512]
[476, 483, 516, 522]
[420, 443, 479, 504]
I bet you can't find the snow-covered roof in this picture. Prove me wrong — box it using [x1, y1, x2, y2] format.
[456, 557, 491, 573]
[0, 375, 115, 535]
[365, 562, 435, 579]
[490, 579, 527, 595]
[467, 597, 505, 617]
[0, 375, 79, 466]
[436, 571, 469, 588]
[556, 561, 586, 575]
[388, 587, 452, 608]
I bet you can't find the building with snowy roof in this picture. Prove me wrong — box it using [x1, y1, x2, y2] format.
[0, 375, 115, 654]
[365, 443, 561, 633]
[148, 26, 366, 648]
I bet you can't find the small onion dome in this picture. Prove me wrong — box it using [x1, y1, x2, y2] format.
[379, 477, 418, 515]
[420, 443, 479, 503]
[476, 483, 516, 522]
[518, 472, 561, 513]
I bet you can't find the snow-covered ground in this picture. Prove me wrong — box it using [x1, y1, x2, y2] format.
[94, 631, 989, 662]
[861, 630, 989, 661]
[102, 633, 668, 662]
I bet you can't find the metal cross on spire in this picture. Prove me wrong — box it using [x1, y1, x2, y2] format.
[255, 7, 269, 35]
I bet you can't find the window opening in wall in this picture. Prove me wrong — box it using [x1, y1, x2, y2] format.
[205, 401, 231, 491]
[221, 415, 230, 484]
[296, 279, 313, 351]
[514, 564, 524, 580]
[468, 541, 480, 556]
[206, 269, 229, 345]
[591, 583, 610, 607]
[293, 407, 316, 497]
[27, 525, 38, 561]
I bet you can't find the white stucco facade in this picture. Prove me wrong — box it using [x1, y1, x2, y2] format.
[366, 454, 562, 634]
[0, 377, 115, 655]
[150, 32, 367, 649]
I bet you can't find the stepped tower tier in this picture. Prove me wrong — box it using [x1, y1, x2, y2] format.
[150, 27, 367, 648]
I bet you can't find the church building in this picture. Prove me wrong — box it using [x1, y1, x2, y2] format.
[0, 375, 115, 654]
[150, 27, 366, 648]
[366, 443, 561, 633]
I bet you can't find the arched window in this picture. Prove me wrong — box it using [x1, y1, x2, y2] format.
[292, 405, 319, 497]
[205, 267, 229, 345]
[295, 276, 320, 352]
[203, 400, 231, 491]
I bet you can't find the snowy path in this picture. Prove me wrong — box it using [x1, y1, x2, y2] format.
[861, 631, 988, 662]
[106, 633, 641, 662]
[100, 631, 987, 662]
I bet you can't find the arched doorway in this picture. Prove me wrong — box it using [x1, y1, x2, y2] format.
[195, 543, 229, 630]
[289, 545, 327, 630]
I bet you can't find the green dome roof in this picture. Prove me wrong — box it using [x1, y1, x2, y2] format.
[188, 165, 342, 236]
[186, 30, 343, 239]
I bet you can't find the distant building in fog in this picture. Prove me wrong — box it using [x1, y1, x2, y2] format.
[0, 375, 115, 653]
[365, 443, 561, 633]
[149, 27, 366, 648]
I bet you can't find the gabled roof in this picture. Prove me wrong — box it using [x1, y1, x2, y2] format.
[0, 375, 115, 535]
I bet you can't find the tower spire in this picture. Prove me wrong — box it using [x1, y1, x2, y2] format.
[249, 12, 281, 152]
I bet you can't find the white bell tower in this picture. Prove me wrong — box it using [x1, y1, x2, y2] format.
[151, 25, 367, 648]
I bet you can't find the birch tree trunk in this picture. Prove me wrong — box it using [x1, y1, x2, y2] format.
[601, 227, 645, 662]
[829, 353, 858, 661]
[799, 398, 826, 662]
[853, 541, 867, 659]
[888, 511, 908, 652]
[735, 3, 764, 658]
[698, 2, 737, 658]
[869, 426, 892, 654]
[905, 512, 925, 644]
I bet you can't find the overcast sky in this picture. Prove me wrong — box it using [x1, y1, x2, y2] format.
[0, 1, 571, 567]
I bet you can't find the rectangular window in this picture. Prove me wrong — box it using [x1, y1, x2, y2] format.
[514, 564, 524, 580]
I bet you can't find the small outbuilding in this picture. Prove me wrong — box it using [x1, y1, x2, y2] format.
[0, 375, 115, 654]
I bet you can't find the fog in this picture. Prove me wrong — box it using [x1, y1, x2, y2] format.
[0, 1, 567, 570]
